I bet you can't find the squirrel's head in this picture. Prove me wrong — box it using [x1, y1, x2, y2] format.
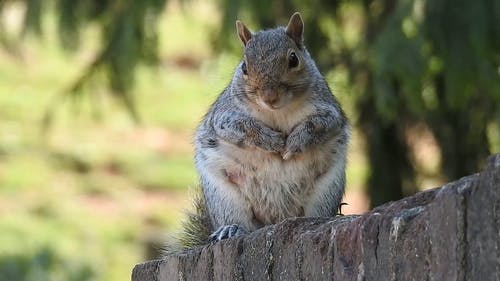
[235, 12, 312, 110]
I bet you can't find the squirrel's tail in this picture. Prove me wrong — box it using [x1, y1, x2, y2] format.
[161, 188, 213, 256]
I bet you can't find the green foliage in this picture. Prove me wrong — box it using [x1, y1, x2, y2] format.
[372, 0, 500, 114]
[371, 0, 497, 181]
[372, 0, 427, 120]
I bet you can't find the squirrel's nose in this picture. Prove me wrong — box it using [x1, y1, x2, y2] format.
[261, 90, 280, 107]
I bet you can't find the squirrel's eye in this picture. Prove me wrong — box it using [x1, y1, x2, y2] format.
[241, 61, 248, 75]
[288, 52, 299, 68]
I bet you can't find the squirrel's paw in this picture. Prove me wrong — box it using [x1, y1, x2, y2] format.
[269, 136, 286, 153]
[282, 144, 303, 160]
[209, 224, 247, 242]
[282, 149, 296, 160]
[282, 130, 307, 160]
[259, 130, 286, 153]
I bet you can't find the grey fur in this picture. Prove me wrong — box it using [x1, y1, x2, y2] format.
[192, 12, 350, 244]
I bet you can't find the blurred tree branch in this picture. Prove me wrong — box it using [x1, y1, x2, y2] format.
[0, 0, 168, 125]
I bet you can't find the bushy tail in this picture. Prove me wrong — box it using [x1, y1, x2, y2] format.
[161, 190, 213, 256]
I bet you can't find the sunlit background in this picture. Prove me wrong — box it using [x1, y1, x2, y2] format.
[0, 0, 498, 280]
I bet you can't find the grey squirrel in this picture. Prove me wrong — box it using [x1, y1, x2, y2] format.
[171, 12, 350, 250]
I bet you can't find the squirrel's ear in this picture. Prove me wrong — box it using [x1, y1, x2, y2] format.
[286, 12, 304, 48]
[236, 20, 252, 46]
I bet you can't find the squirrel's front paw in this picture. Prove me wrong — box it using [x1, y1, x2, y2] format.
[268, 135, 286, 153]
[258, 130, 285, 153]
[282, 146, 302, 160]
[282, 136, 305, 160]
[209, 224, 248, 242]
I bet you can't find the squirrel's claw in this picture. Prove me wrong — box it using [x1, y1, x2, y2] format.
[209, 224, 247, 242]
[282, 145, 303, 160]
[282, 150, 294, 160]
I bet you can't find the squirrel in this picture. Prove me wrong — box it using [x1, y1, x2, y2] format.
[169, 12, 350, 251]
